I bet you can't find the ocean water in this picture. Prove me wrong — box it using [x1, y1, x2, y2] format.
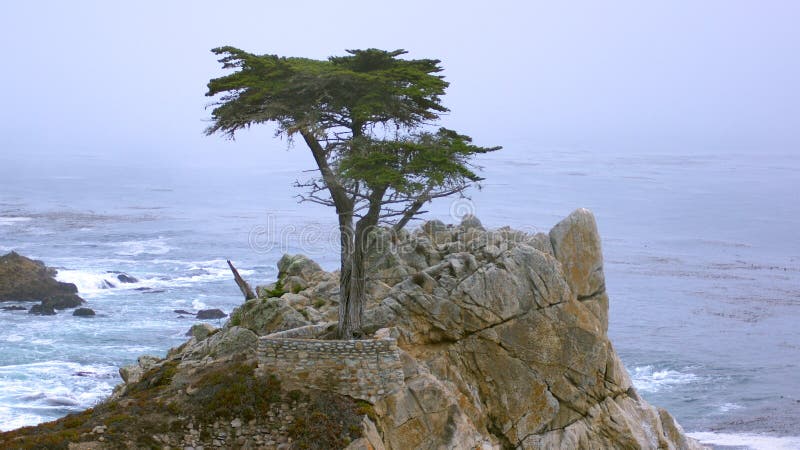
[0, 147, 798, 449]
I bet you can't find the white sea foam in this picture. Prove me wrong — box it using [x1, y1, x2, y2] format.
[0, 406, 43, 432]
[718, 402, 743, 413]
[0, 361, 118, 431]
[112, 237, 172, 256]
[55, 269, 133, 295]
[192, 299, 208, 310]
[689, 431, 800, 450]
[630, 365, 700, 393]
[0, 217, 32, 226]
[54, 260, 244, 297]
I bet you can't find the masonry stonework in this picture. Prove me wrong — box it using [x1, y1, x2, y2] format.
[256, 335, 405, 404]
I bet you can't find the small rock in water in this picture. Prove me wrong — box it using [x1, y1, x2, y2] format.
[2, 305, 27, 311]
[42, 293, 85, 310]
[29, 304, 56, 315]
[141, 289, 164, 294]
[116, 273, 138, 283]
[100, 280, 116, 289]
[174, 309, 194, 315]
[73, 307, 96, 317]
[196, 308, 227, 319]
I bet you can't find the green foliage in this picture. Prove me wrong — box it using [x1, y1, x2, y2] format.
[288, 389, 305, 402]
[206, 48, 448, 137]
[339, 128, 499, 193]
[229, 307, 242, 326]
[355, 400, 378, 423]
[0, 410, 93, 448]
[261, 279, 286, 298]
[206, 46, 498, 201]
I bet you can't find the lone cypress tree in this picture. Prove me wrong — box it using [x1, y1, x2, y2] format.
[206, 48, 500, 338]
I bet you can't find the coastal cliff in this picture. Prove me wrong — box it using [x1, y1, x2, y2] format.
[0, 209, 706, 449]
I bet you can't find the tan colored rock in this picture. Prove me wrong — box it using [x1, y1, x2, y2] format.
[344, 416, 386, 450]
[277, 254, 323, 281]
[549, 208, 605, 298]
[549, 208, 608, 330]
[361, 211, 705, 449]
[227, 297, 309, 336]
[185, 323, 217, 341]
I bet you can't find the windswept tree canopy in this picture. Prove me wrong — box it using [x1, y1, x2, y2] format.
[205, 47, 498, 225]
[206, 47, 500, 337]
[206, 47, 449, 137]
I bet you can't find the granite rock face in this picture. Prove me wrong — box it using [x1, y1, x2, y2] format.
[357, 210, 704, 449]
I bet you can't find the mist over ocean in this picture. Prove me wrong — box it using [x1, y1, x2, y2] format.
[1, 145, 798, 449]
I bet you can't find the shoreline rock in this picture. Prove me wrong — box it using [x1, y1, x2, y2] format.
[73, 308, 96, 317]
[196, 308, 227, 319]
[0, 252, 82, 302]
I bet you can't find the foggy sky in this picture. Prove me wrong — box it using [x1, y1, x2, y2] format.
[1, 0, 798, 172]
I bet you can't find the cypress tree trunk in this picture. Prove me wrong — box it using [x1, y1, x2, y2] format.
[338, 186, 385, 339]
[338, 214, 356, 339]
[338, 220, 369, 339]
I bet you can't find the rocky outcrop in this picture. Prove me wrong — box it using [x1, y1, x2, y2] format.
[0, 252, 81, 302]
[356, 209, 703, 449]
[0, 210, 705, 450]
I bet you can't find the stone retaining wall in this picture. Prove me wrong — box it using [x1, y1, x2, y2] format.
[257, 336, 405, 403]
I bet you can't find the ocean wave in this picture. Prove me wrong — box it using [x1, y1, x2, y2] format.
[192, 299, 208, 310]
[630, 365, 700, 393]
[0, 406, 43, 432]
[689, 431, 800, 450]
[0, 217, 32, 226]
[717, 402, 743, 413]
[0, 361, 118, 431]
[111, 237, 173, 256]
[55, 269, 139, 295]
[54, 259, 245, 295]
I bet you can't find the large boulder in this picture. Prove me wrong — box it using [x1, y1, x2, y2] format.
[0, 252, 80, 301]
[359, 210, 704, 449]
[549, 208, 608, 330]
[226, 297, 309, 336]
[185, 323, 218, 340]
[277, 254, 323, 281]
